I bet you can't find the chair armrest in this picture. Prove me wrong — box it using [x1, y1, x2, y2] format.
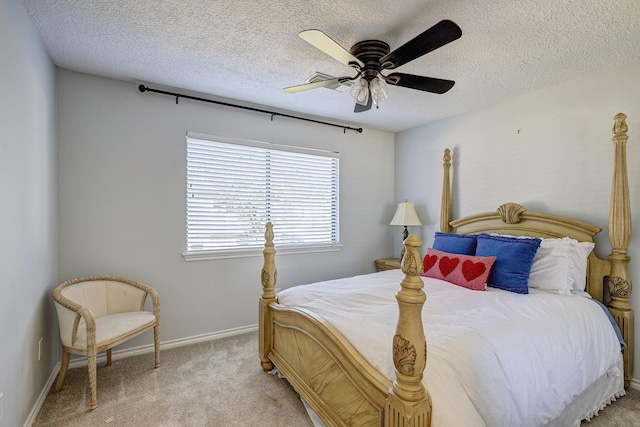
[52, 288, 97, 349]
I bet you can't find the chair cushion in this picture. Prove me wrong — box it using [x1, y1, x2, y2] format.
[72, 312, 156, 352]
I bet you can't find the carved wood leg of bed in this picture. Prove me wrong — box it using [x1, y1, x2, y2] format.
[385, 234, 431, 426]
[608, 272, 634, 387]
[385, 392, 432, 427]
[608, 113, 634, 387]
[260, 222, 277, 372]
[259, 298, 274, 371]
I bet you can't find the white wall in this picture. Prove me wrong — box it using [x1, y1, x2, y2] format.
[0, 0, 58, 425]
[57, 70, 396, 348]
[395, 60, 640, 383]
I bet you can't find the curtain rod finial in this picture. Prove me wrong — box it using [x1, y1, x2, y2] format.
[138, 84, 147, 92]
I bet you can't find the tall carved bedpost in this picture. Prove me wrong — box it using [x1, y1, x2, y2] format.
[259, 222, 277, 371]
[607, 113, 633, 387]
[385, 234, 431, 426]
[440, 148, 452, 233]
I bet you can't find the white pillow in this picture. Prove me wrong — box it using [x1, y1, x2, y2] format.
[568, 240, 595, 292]
[527, 237, 595, 295]
[489, 234, 595, 295]
[527, 238, 573, 295]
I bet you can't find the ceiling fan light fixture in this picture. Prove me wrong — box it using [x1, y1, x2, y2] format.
[370, 76, 388, 106]
[350, 78, 370, 105]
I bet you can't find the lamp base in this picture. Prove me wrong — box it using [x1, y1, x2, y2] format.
[399, 226, 409, 260]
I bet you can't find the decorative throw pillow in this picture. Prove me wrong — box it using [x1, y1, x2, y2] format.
[475, 233, 541, 294]
[432, 232, 477, 255]
[421, 248, 496, 291]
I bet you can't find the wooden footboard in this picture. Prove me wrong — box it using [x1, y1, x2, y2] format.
[260, 223, 431, 426]
[269, 305, 389, 425]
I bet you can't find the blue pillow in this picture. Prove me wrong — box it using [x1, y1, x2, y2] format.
[432, 232, 477, 255]
[475, 233, 541, 294]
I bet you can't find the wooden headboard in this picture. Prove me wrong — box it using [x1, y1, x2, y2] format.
[449, 202, 608, 303]
[439, 113, 634, 387]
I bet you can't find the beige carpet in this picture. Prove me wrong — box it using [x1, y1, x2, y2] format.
[34, 332, 313, 426]
[35, 331, 640, 426]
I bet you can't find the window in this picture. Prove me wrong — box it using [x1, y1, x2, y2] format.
[185, 133, 340, 259]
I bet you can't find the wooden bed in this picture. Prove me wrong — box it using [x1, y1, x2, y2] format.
[258, 113, 633, 426]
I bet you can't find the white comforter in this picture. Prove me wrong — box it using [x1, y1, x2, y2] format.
[277, 269, 623, 427]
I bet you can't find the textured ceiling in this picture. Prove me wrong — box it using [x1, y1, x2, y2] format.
[19, 0, 640, 132]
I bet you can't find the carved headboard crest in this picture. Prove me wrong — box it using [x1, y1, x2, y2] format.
[497, 203, 527, 224]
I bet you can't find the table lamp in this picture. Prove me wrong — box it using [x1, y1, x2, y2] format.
[389, 200, 422, 259]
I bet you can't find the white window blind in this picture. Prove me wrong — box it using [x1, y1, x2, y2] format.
[186, 133, 340, 256]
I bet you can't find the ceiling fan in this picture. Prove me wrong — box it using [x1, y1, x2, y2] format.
[284, 20, 462, 113]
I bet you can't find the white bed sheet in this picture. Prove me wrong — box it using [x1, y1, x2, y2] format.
[277, 269, 624, 427]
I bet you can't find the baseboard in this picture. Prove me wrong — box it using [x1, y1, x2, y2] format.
[23, 365, 60, 427]
[24, 324, 258, 427]
[630, 377, 640, 391]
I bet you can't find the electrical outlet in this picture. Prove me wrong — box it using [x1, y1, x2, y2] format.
[0, 393, 4, 422]
[38, 337, 43, 361]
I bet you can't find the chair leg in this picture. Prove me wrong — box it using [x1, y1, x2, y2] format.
[53, 350, 71, 393]
[88, 353, 97, 411]
[154, 325, 160, 368]
[106, 348, 112, 366]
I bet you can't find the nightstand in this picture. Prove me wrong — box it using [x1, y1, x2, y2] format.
[375, 258, 401, 272]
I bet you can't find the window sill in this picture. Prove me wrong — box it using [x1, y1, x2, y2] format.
[182, 243, 343, 261]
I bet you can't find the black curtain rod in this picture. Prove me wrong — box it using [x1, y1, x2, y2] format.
[138, 84, 363, 134]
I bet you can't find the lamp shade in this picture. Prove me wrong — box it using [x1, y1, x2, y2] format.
[389, 201, 422, 226]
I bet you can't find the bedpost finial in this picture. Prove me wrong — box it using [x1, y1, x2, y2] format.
[265, 222, 274, 248]
[613, 113, 628, 137]
[443, 148, 451, 166]
[401, 234, 423, 277]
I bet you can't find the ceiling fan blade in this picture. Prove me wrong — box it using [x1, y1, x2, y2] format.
[283, 78, 342, 93]
[354, 93, 372, 113]
[385, 73, 455, 94]
[380, 20, 462, 70]
[299, 30, 365, 68]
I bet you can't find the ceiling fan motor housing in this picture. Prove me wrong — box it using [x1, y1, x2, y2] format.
[349, 40, 390, 80]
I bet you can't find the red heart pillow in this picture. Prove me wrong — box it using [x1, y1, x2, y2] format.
[439, 256, 459, 277]
[423, 254, 437, 272]
[421, 248, 496, 291]
[462, 260, 487, 281]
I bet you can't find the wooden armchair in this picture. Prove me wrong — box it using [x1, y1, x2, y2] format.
[52, 275, 160, 410]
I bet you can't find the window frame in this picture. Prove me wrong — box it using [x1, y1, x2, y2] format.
[183, 133, 341, 261]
